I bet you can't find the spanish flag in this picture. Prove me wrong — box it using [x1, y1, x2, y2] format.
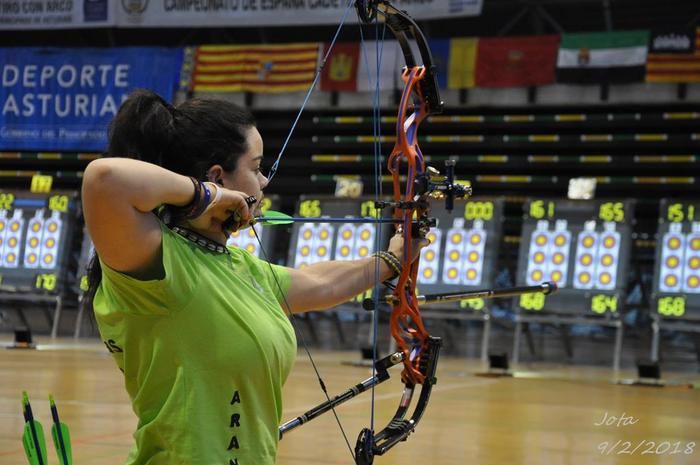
[192, 43, 320, 93]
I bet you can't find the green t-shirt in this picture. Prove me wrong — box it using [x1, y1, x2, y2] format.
[93, 224, 295, 465]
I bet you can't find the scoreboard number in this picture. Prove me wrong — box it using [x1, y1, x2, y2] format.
[360, 200, 381, 218]
[464, 201, 494, 221]
[657, 296, 686, 317]
[31, 175, 53, 194]
[0, 193, 15, 210]
[666, 203, 696, 223]
[598, 202, 625, 222]
[36, 273, 57, 292]
[529, 200, 556, 219]
[48, 195, 69, 212]
[520, 292, 545, 311]
[460, 298, 485, 311]
[591, 294, 618, 314]
[298, 199, 322, 218]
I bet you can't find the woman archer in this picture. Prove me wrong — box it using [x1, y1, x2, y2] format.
[82, 89, 427, 465]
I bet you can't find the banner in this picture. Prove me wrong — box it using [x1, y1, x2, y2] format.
[115, 0, 483, 27]
[476, 35, 559, 87]
[448, 37, 478, 89]
[0, 0, 482, 29]
[320, 42, 360, 92]
[188, 44, 319, 93]
[0, 47, 182, 151]
[0, 0, 114, 30]
[557, 31, 649, 84]
[646, 28, 700, 83]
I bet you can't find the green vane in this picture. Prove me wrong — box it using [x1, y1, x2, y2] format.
[49, 394, 73, 465]
[21, 392, 48, 465]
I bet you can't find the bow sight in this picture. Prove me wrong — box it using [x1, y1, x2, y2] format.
[374, 160, 472, 238]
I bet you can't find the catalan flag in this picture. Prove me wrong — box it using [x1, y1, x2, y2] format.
[191, 43, 320, 93]
[646, 28, 700, 83]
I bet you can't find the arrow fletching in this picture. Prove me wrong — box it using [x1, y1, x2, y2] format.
[21, 392, 48, 465]
[254, 210, 294, 225]
[50, 394, 73, 465]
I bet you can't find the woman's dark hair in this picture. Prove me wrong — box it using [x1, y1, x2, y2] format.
[85, 89, 256, 308]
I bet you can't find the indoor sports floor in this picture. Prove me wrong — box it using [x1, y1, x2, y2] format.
[1, 336, 698, 465]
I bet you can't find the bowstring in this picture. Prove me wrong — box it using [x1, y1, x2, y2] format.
[251, 226, 356, 461]
[266, 0, 356, 184]
[357, 14, 388, 439]
[249, 0, 360, 460]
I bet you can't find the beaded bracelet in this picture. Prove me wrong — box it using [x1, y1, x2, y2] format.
[165, 177, 216, 224]
[371, 251, 402, 280]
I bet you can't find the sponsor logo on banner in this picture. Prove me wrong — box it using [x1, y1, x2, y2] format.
[650, 29, 695, 54]
[121, 0, 149, 24]
[84, 0, 109, 22]
[0, 0, 114, 29]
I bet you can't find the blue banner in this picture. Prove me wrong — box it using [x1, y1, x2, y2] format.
[0, 47, 182, 151]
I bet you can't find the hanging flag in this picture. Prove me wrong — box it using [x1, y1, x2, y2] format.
[192, 43, 320, 93]
[646, 27, 700, 83]
[448, 37, 478, 89]
[320, 42, 360, 92]
[356, 40, 401, 92]
[556, 30, 649, 84]
[429, 39, 450, 89]
[476, 35, 559, 87]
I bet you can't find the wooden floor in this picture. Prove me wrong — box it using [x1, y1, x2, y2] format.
[1, 337, 699, 465]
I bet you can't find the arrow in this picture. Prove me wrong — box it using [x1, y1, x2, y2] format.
[21, 392, 48, 465]
[254, 210, 402, 226]
[49, 394, 73, 465]
[363, 282, 559, 309]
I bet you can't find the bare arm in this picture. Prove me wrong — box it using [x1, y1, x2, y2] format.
[283, 257, 394, 313]
[81, 158, 195, 275]
[282, 233, 427, 313]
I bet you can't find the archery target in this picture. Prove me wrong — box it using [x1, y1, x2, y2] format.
[294, 222, 335, 268]
[549, 220, 572, 287]
[39, 210, 63, 270]
[23, 209, 45, 269]
[4, 209, 25, 269]
[418, 228, 441, 284]
[658, 223, 685, 293]
[525, 220, 551, 286]
[334, 222, 356, 261]
[573, 221, 598, 290]
[525, 220, 572, 287]
[294, 223, 317, 268]
[681, 223, 700, 294]
[462, 219, 486, 286]
[354, 223, 376, 259]
[596, 222, 620, 290]
[227, 223, 264, 257]
[0, 210, 7, 267]
[442, 219, 466, 285]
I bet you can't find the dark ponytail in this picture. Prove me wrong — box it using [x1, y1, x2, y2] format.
[84, 89, 256, 310]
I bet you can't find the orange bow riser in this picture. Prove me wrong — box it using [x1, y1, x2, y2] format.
[388, 65, 432, 385]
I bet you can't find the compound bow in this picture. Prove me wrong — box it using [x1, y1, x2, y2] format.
[257, 2, 556, 464]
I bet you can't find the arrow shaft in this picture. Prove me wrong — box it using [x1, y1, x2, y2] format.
[51, 404, 70, 465]
[256, 216, 400, 224]
[384, 282, 558, 305]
